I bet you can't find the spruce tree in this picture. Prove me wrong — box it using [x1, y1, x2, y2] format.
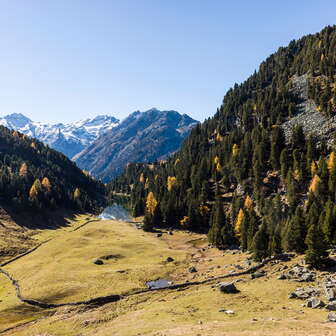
[208, 200, 225, 248]
[270, 126, 286, 170]
[283, 207, 306, 253]
[252, 223, 269, 261]
[305, 222, 329, 268]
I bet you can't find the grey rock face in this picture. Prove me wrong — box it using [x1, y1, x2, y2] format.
[282, 74, 336, 145]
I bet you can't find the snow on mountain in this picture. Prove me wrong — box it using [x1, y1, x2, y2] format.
[0, 113, 119, 158]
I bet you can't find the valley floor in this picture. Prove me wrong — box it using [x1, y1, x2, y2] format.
[0, 216, 336, 335]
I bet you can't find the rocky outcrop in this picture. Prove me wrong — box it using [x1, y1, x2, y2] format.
[282, 74, 336, 144]
[278, 265, 316, 282]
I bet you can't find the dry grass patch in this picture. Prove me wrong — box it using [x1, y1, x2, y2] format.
[3, 220, 187, 304]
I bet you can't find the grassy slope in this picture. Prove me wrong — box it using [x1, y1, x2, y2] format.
[3, 220, 186, 304]
[1, 218, 336, 335]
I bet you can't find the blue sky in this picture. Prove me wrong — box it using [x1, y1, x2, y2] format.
[0, 1, 335, 123]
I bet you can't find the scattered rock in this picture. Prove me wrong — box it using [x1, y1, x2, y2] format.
[326, 302, 336, 311]
[156, 233, 162, 237]
[93, 259, 104, 265]
[277, 274, 286, 280]
[219, 309, 235, 315]
[166, 257, 174, 262]
[328, 312, 336, 322]
[306, 297, 325, 309]
[323, 282, 336, 301]
[168, 231, 173, 235]
[218, 282, 240, 294]
[283, 265, 315, 282]
[251, 271, 266, 279]
[189, 266, 197, 273]
[289, 287, 320, 300]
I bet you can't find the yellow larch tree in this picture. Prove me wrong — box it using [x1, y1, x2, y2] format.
[29, 179, 41, 200]
[328, 152, 336, 175]
[42, 177, 52, 193]
[167, 176, 177, 191]
[73, 188, 81, 200]
[309, 174, 321, 194]
[235, 209, 245, 237]
[232, 144, 239, 156]
[244, 195, 253, 209]
[310, 161, 318, 176]
[146, 192, 157, 216]
[19, 162, 28, 177]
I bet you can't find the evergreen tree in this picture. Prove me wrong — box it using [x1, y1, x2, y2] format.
[305, 222, 329, 268]
[252, 223, 269, 261]
[270, 126, 286, 170]
[283, 207, 306, 253]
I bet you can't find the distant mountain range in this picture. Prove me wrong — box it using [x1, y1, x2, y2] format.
[0, 109, 199, 181]
[0, 113, 119, 158]
[74, 108, 199, 181]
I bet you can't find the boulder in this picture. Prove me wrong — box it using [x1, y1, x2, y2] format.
[189, 266, 197, 273]
[301, 272, 315, 282]
[93, 259, 104, 265]
[156, 233, 162, 237]
[277, 274, 286, 280]
[324, 287, 336, 301]
[166, 257, 174, 262]
[218, 282, 240, 294]
[306, 297, 325, 309]
[326, 302, 336, 311]
[328, 312, 336, 322]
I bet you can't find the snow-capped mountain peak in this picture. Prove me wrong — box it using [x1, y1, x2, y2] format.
[0, 113, 120, 158]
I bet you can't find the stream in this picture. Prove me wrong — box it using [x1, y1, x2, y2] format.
[98, 204, 131, 221]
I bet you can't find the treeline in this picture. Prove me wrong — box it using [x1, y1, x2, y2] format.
[108, 25, 336, 267]
[0, 126, 105, 212]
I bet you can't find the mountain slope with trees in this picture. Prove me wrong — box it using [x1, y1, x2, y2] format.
[0, 126, 105, 213]
[108, 25, 336, 266]
[74, 108, 199, 181]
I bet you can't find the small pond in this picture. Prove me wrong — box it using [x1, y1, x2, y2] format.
[146, 279, 172, 289]
[98, 204, 131, 221]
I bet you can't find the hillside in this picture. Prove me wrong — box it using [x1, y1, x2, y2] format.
[74, 108, 199, 181]
[0, 113, 119, 158]
[0, 125, 105, 214]
[109, 25, 336, 265]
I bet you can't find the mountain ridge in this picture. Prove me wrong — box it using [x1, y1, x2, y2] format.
[74, 108, 199, 181]
[0, 113, 120, 158]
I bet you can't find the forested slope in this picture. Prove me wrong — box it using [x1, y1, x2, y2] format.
[0, 126, 105, 213]
[108, 25, 336, 266]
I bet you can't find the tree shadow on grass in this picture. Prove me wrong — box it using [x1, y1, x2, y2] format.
[1, 205, 80, 230]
